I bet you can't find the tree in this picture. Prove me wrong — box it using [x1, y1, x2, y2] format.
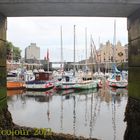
[6, 42, 13, 60]
[13, 46, 21, 61]
[6, 41, 21, 61]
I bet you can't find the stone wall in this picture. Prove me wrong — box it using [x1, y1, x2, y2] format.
[124, 97, 140, 140]
[128, 8, 140, 99]
[124, 7, 140, 140]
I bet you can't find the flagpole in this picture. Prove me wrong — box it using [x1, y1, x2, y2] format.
[47, 49, 49, 71]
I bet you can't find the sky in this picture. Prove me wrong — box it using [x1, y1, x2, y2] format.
[7, 17, 128, 62]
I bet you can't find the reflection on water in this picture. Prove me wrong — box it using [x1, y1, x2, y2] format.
[7, 87, 128, 140]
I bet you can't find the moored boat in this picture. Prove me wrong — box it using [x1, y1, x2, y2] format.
[25, 71, 54, 91]
[7, 70, 25, 90]
[74, 79, 97, 90]
[106, 21, 128, 88]
[7, 81, 25, 90]
[54, 75, 76, 90]
[107, 73, 128, 88]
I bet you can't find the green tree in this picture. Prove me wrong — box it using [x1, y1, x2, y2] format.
[6, 42, 13, 60]
[13, 47, 21, 61]
[6, 41, 21, 61]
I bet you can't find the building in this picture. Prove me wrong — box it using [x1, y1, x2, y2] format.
[25, 43, 40, 63]
[97, 41, 127, 63]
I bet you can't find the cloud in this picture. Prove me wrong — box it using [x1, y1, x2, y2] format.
[7, 17, 128, 61]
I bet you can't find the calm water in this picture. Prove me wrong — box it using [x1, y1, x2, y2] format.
[7, 86, 128, 140]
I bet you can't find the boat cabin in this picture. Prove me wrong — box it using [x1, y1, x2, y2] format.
[34, 72, 53, 81]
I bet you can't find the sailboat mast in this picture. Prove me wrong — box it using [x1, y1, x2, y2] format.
[90, 35, 94, 80]
[113, 20, 116, 63]
[73, 25, 76, 76]
[98, 37, 100, 72]
[60, 26, 63, 71]
[85, 28, 88, 67]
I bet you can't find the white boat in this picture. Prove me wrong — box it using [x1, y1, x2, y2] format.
[73, 33, 99, 90]
[107, 72, 128, 88]
[54, 75, 76, 90]
[55, 26, 77, 90]
[74, 70, 98, 90]
[25, 71, 54, 91]
[107, 21, 128, 88]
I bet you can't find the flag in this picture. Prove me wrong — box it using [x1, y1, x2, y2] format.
[47, 49, 49, 61]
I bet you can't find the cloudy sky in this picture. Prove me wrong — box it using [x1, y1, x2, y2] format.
[7, 17, 128, 62]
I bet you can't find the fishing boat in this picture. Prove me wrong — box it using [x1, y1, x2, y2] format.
[25, 71, 54, 91]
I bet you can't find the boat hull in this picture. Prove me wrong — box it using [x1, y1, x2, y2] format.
[7, 81, 25, 90]
[107, 80, 128, 88]
[74, 80, 97, 90]
[25, 81, 54, 91]
[26, 86, 54, 91]
[55, 82, 75, 90]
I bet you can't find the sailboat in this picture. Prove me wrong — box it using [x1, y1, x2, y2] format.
[74, 30, 97, 90]
[107, 20, 128, 88]
[107, 64, 128, 88]
[55, 25, 77, 90]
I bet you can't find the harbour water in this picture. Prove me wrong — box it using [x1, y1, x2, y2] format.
[7, 87, 128, 140]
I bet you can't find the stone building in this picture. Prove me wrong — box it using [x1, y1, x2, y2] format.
[25, 43, 40, 63]
[97, 41, 127, 63]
